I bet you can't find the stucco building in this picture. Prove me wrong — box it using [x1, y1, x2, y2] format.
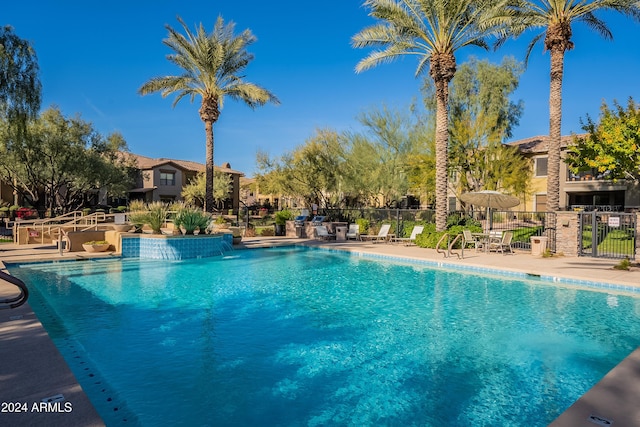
[508, 135, 640, 212]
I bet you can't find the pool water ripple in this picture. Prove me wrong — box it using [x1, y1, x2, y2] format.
[9, 246, 640, 426]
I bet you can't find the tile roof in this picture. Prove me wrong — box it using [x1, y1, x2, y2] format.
[130, 153, 244, 175]
[507, 134, 587, 154]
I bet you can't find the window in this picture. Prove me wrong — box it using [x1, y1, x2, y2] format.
[448, 196, 457, 213]
[535, 194, 547, 212]
[534, 157, 548, 177]
[160, 172, 175, 186]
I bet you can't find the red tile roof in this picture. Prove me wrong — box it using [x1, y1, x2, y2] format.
[130, 153, 243, 175]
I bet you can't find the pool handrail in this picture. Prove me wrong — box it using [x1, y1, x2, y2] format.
[436, 233, 463, 259]
[0, 269, 29, 309]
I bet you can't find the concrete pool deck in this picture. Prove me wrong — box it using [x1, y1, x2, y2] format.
[1, 238, 639, 426]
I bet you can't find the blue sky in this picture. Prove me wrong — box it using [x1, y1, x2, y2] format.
[4, 1, 639, 176]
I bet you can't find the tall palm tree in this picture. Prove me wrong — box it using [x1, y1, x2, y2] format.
[352, 0, 510, 231]
[505, 0, 640, 212]
[139, 16, 278, 213]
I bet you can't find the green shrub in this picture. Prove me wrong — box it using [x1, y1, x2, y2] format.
[414, 223, 480, 249]
[145, 202, 168, 234]
[174, 206, 211, 235]
[128, 211, 147, 229]
[415, 231, 447, 248]
[614, 257, 632, 270]
[127, 202, 169, 234]
[356, 218, 370, 234]
[274, 209, 294, 225]
[128, 200, 146, 212]
[446, 213, 482, 229]
[260, 227, 275, 236]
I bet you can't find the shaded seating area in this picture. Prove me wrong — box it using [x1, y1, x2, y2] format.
[392, 225, 424, 246]
[361, 224, 391, 243]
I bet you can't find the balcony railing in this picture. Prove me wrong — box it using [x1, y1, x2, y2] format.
[570, 205, 623, 212]
[567, 169, 611, 182]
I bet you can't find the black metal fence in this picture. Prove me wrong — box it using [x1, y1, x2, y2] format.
[461, 210, 556, 252]
[578, 211, 636, 259]
[318, 208, 556, 252]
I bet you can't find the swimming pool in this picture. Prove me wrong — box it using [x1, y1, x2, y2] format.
[9, 246, 640, 426]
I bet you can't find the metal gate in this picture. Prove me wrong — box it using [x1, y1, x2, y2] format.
[578, 212, 637, 259]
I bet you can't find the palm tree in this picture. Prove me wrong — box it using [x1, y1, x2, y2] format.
[352, 0, 510, 231]
[504, 0, 640, 212]
[139, 16, 279, 213]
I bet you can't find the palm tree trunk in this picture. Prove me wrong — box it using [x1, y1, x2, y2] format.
[434, 78, 449, 232]
[204, 119, 215, 213]
[547, 47, 564, 212]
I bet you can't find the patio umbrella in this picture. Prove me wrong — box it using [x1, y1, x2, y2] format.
[460, 190, 520, 230]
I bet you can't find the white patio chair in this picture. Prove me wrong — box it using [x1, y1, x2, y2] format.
[361, 224, 391, 243]
[392, 225, 424, 246]
[314, 225, 336, 240]
[462, 229, 483, 252]
[346, 224, 360, 240]
[488, 231, 514, 254]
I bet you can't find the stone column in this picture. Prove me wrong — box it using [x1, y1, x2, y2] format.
[554, 211, 580, 257]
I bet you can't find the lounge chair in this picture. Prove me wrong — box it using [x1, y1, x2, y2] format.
[462, 229, 483, 252]
[361, 224, 391, 243]
[346, 224, 360, 240]
[314, 225, 336, 240]
[392, 225, 424, 245]
[488, 231, 514, 254]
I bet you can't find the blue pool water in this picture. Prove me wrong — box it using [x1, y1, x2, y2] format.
[9, 247, 640, 426]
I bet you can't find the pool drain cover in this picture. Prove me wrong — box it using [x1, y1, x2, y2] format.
[588, 414, 613, 426]
[41, 394, 65, 403]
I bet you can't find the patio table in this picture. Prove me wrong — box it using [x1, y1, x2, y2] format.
[472, 233, 490, 252]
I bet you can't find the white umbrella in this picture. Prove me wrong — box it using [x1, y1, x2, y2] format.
[460, 190, 520, 230]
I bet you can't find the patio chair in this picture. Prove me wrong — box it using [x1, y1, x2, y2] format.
[462, 229, 483, 252]
[346, 224, 360, 240]
[488, 231, 514, 254]
[314, 225, 336, 240]
[361, 224, 391, 243]
[392, 225, 424, 246]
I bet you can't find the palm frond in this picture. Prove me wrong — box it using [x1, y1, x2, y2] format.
[581, 11, 614, 38]
[226, 82, 280, 109]
[355, 0, 517, 77]
[523, 32, 544, 65]
[139, 15, 276, 115]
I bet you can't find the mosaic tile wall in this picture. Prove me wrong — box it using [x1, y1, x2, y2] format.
[121, 234, 232, 260]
